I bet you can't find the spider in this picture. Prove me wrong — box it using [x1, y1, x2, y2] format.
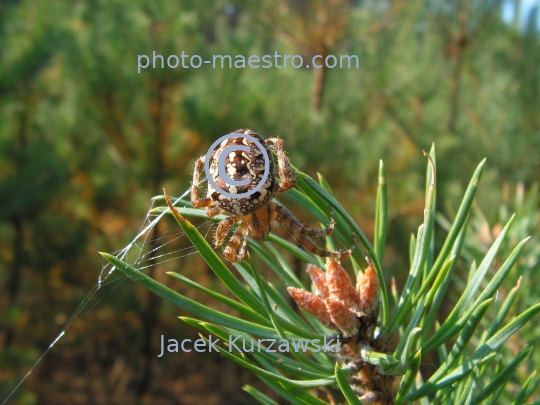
[191, 129, 354, 262]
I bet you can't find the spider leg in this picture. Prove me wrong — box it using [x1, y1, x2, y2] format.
[237, 228, 250, 262]
[293, 234, 354, 259]
[214, 216, 241, 249]
[266, 138, 296, 193]
[275, 204, 335, 238]
[274, 203, 353, 259]
[206, 206, 222, 217]
[191, 155, 214, 208]
[224, 222, 249, 262]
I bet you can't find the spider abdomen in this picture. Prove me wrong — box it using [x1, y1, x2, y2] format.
[207, 129, 277, 216]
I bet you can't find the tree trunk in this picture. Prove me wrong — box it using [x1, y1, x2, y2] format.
[312, 49, 329, 111]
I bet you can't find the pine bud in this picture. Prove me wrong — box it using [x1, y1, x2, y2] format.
[357, 260, 379, 315]
[325, 297, 360, 337]
[306, 264, 329, 299]
[326, 257, 361, 314]
[287, 287, 335, 329]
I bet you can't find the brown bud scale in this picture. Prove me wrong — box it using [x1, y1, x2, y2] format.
[287, 287, 335, 329]
[306, 264, 329, 299]
[357, 262, 379, 315]
[325, 297, 360, 337]
[325, 258, 359, 313]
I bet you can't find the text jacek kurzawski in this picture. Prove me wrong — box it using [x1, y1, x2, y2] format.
[157, 334, 341, 357]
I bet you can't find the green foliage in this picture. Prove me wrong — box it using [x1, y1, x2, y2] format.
[104, 153, 540, 403]
[440, 182, 540, 403]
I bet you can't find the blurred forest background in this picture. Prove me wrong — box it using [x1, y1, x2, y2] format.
[0, 0, 539, 404]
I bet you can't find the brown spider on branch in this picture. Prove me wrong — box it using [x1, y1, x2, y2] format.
[190, 128, 354, 262]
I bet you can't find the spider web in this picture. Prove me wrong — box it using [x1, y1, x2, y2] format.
[2, 181, 213, 405]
